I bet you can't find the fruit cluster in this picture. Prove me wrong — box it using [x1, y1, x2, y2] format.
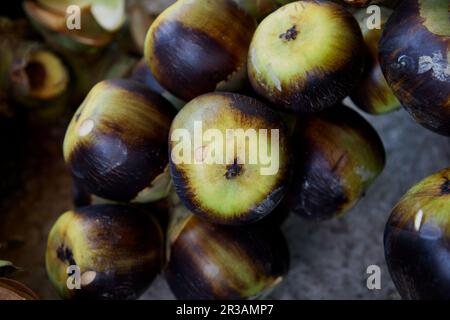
[1, 0, 448, 300]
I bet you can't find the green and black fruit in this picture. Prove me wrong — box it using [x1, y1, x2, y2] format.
[145, 0, 257, 101]
[379, 0, 450, 135]
[384, 168, 450, 300]
[46, 204, 164, 299]
[284, 105, 385, 220]
[63, 79, 175, 202]
[350, 7, 400, 115]
[248, 1, 364, 113]
[169, 92, 291, 225]
[166, 214, 289, 300]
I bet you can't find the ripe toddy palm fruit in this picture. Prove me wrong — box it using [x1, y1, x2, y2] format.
[144, 0, 257, 101]
[384, 168, 450, 299]
[350, 7, 400, 115]
[248, 0, 364, 113]
[169, 92, 291, 225]
[379, 0, 450, 135]
[63, 79, 175, 202]
[46, 204, 164, 299]
[285, 105, 385, 219]
[166, 214, 289, 299]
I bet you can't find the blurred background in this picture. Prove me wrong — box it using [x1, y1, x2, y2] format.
[0, 0, 449, 299]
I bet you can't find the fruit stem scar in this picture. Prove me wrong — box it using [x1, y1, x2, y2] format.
[56, 245, 76, 266]
[279, 25, 298, 41]
[225, 158, 244, 180]
[440, 178, 450, 194]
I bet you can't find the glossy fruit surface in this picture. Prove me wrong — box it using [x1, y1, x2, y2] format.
[63, 79, 174, 201]
[379, 0, 450, 135]
[144, 0, 257, 101]
[169, 92, 291, 225]
[46, 204, 163, 299]
[131, 59, 185, 110]
[248, 0, 364, 112]
[351, 7, 400, 115]
[384, 168, 450, 299]
[166, 214, 289, 300]
[285, 105, 385, 219]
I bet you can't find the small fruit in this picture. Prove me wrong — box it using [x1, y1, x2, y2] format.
[350, 7, 400, 115]
[10, 48, 69, 101]
[379, 0, 450, 135]
[46, 204, 164, 299]
[284, 105, 385, 220]
[144, 0, 257, 101]
[24, 0, 126, 52]
[0, 278, 38, 300]
[63, 79, 174, 202]
[169, 92, 291, 225]
[248, 1, 364, 113]
[166, 214, 289, 300]
[384, 168, 450, 300]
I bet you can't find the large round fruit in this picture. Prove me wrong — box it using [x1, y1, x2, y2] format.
[248, 0, 364, 113]
[169, 92, 291, 225]
[166, 214, 289, 299]
[285, 105, 385, 220]
[384, 168, 450, 299]
[63, 79, 174, 202]
[379, 0, 450, 135]
[144, 0, 257, 101]
[46, 204, 164, 299]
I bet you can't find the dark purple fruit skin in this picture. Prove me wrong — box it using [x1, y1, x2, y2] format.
[47, 205, 164, 300]
[130, 59, 166, 96]
[72, 179, 92, 208]
[66, 79, 176, 202]
[166, 216, 289, 300]
[146, 0, 257, 101]
[284, 105, 385, 220]
[257, 205, 290, 227]
[248, 1, 365, 114]
[384, 223, 450, 300]
[384, 169, 450, 300]
[379, 0, 450, 136]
